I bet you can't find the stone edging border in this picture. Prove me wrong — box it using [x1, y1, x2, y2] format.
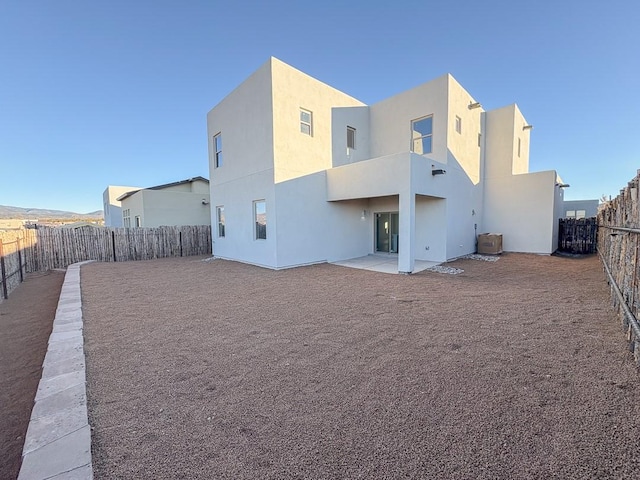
[18, 261, 94, 480]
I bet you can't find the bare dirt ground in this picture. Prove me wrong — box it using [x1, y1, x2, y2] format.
[82, 254, 640, 479]
[0, 270, 64, 480]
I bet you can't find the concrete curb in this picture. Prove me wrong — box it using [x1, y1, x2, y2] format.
[19, 261, 94, 480]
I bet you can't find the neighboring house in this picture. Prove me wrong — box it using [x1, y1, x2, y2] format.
[115, 177, 211, 228]
[103, 185, 141, 227]
[206, 57, 565, 273]
[563, 199, 599, 219]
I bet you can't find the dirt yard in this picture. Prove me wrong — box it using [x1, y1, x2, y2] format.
[0, 270, 65, 480]
[82, 254, 640, 479]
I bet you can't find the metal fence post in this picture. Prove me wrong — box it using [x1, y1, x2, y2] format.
[0, 240, 7, 299]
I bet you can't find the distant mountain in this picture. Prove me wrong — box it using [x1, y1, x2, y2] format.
[0, 205, 103, 220]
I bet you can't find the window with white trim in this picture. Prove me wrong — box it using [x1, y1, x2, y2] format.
[216, 206, 225, 237]
[411, 115, 433, 154]
[347, 126, 356, 149]
[254, 200, 266, 240]
[213, 133, 223, 168]
[300, 108, 313, 136]
[123, 209, 131, 228]
[455, 116, 462, 134]
[576, 210, 586, 219]
[566, 210, 576, 218]
[517, 137, 521, 157]
[134, 215, 141, 227]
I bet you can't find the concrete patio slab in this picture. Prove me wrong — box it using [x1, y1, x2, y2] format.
[331, 254, 439, 274]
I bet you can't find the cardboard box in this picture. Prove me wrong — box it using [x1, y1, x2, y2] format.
[477, 233, 503, 255]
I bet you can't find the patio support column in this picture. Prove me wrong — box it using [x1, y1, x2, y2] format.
[398, 192, 416, 273]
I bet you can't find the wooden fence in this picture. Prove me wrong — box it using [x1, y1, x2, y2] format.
[597, 170, 640, 363]
[0, 233, 26, 302]
[0, 225, 212, 302]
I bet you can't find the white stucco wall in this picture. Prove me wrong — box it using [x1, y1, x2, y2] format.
[120, 190, 211, 228]
[484, 104, 531, 179]
[206, 58, 278, 267]
[483, 170, 558, 254]
[331, 106, 371, 167]
[270, 58, 367, 184]
[103, 185, 140, 227]
[369, 74, 449, 163]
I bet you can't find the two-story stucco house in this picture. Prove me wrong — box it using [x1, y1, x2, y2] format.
[207, 57, 565, 273]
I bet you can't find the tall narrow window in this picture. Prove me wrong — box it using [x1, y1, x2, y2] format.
[455, 116, 462, 134]
[517, 137, 521, 157]
[213, 133, 223, 168]
[477, 133, 482, 147]
[134, 216, 141, 227]
[300, 109, 313, 136]
[254, 200, 266, 240]
[216, 206, 225, 237]
[411, 115, 433, 154]
[123, 209, 131, 228]
[347, 126, 356, 149]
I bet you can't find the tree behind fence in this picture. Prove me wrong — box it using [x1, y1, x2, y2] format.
[6, 225, 212, 274]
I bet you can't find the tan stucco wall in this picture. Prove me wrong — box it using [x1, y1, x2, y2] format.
[271, 58, 366, 184]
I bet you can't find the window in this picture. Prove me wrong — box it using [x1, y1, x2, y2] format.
[517, 137, 521, 157]
[566, 210, 576, 218]
[123, 209, 131, 228]
[254, 200, 266, 240]
[134, 216, 141, 227]
[411, 115, 433, 154]
[213, 133, 223, 168]
[347, 126, 356, 149]
[455, 116, 462, 134]
[300, 108, 313, 136]
[478, 133, 482, 147]
[216, 206, 225, 237]
[576, 210, 586, 220]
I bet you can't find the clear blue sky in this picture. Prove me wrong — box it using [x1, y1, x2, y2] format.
[1, 0, 638, 213]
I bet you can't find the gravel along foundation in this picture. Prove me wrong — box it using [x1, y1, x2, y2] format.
[82, 254, 640, 479]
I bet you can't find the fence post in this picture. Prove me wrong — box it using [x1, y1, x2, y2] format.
[17, 237, 24, 282]
[111, 230, 117, 262]
[179, 231, 183, 257]
[0, 240, 7, 300]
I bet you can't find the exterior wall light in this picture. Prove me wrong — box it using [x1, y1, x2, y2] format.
[432, 169, 446, 176]
[556, 183, 570, 188]
[468, 102, 482, 109]
[361, 209, 367, 220]
[523, 125, 533, 130]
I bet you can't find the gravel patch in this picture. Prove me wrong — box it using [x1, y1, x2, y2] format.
[82, 253, 640, 479]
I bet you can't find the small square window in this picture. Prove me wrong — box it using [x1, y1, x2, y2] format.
[347, 126, 356, 149]
[216, 206, 225, 237]
[566, 210, 576, 218]
[300, 109, 313, 136]
[455, 116, 462, 134]
[254, 200, 266, 240]
[576, 210, 586, 219]
[213, 133, 223, 168]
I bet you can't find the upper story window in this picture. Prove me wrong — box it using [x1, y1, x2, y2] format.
[123, 209, 131, 228]
[455, 116, 462, 134]
[517, 137, 521, 157]
[411, 115, 433, 155]
[213, 133, 223, 168]
[300, 108, 313, 136]
[254, 200, 266, 240]
[216, 206, 225, 237]
[347, 126, 356, 149]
